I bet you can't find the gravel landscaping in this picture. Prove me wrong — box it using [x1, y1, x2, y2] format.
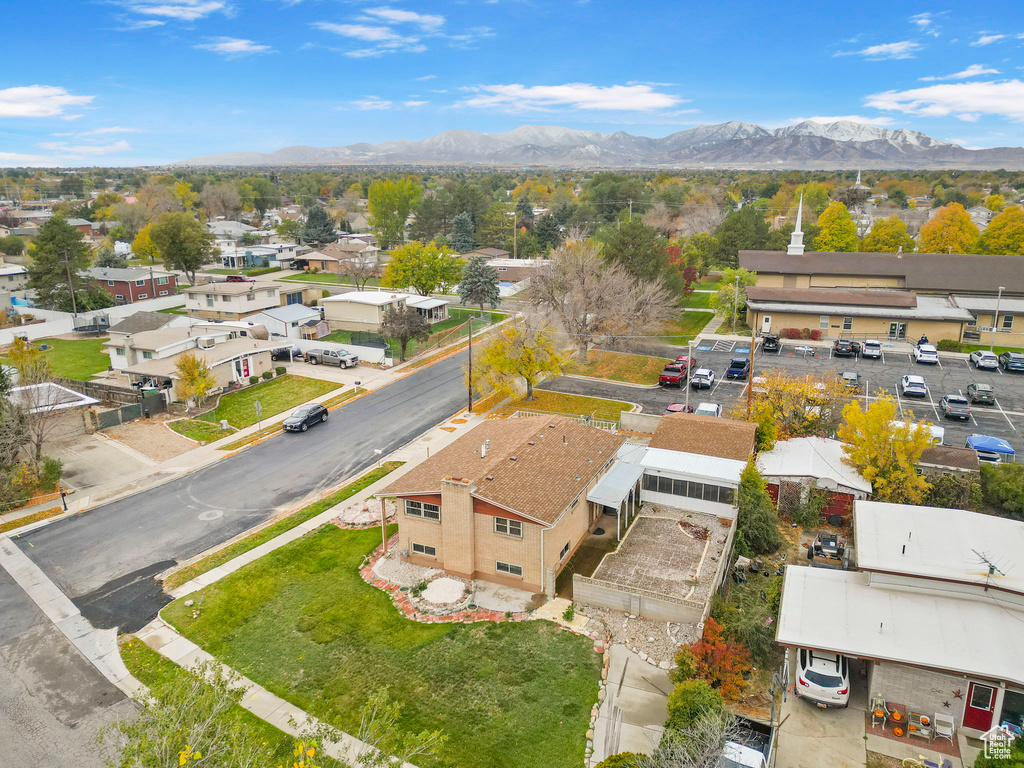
[105, 418, 195, 461]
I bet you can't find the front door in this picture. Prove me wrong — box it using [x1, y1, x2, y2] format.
[964, 682, 997, 731]
[761, 315, 772, 334]
[888, 322, 907, 340]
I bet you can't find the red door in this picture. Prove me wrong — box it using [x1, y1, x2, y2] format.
[822, 492, 855, 518]
[964, 682, 997, 731]
[767, 483, 780, 506]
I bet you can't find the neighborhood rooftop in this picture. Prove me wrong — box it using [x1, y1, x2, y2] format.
[648, 413, 756, 462]
[107, 311, 178, 335]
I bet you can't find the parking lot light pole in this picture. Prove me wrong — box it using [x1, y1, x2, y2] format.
[684, 339, 692, 412]
[990, 286, 1006, 353]
[732, 275, 740, 334]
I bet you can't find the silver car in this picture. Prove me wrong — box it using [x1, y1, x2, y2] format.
[796, 648, 850, 708]
[970, 350, 999, 370]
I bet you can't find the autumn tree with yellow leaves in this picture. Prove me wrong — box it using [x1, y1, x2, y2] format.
[917, 202, 979, 254]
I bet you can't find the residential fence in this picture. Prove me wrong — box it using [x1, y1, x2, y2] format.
[91, 393, 165, 431]
[0, 295, 186, 346]
[55, 377, 139, 406]
[511, 409, 619, 432]
[286, 337, 391, 366]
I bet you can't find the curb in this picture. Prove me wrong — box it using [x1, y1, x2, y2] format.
[564, 374, 661, 390]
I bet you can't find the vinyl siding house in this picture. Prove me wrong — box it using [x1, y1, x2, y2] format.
[183, 281, 282, 320]
[247, 304, 327, 340]
[320, 291, 448, 332]
[377, 416, 625, 595]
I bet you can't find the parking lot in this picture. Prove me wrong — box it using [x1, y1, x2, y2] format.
[544, 338, 1023, 450]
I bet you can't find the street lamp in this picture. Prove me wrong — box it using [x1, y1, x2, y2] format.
[732, 274, 740, 335]
[990, 286, 1006, 353]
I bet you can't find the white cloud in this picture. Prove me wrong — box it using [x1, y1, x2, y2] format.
[60, 114, 85, 122]
[52, 126, 141, 137]
[0, 152, 60, 165]
[910, 12, 942, 37]
[121, 1, 228, 21]
[361, 7, 444, 30]
[458, 82, 683, 112]
[36, 140, 133, 155]
[314, 23, 404, 42]
[866, 79, 1024, 122]
[351, 98, 392, 110]
[786, 114, 896, 126]
[415, 75, 436, 81]
[920, 64, 1001, 81]
[910, 12, 932, 27]
[403, 100, 427, 107]
[121, 18, 165, 29]
[448, 26, 495, 46]
[0, 85, 95, 118]
[971, 34, 1006, 46]
[836, 40, 922, 59]
[196, 37, 273, 57]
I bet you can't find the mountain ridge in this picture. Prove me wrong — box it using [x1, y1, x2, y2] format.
[173, 121, 1024, 169]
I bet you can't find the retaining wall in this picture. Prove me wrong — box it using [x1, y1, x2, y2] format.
[620, 411, 662, 434]
[572, 574, 708, 623]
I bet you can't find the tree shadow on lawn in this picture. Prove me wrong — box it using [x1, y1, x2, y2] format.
[162, 526, 602, 768]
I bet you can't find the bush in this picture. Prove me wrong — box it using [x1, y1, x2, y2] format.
[809, 329, 823, 341]
[275, 366, 286, 376]
[788, 484, 830, 528]
[936, 339, 964, 352]
[669, 646, 698, 686]
[712, 577, 783, 665]
[322, 289, 330, 298]
[980, 463, 1024, 517]
[242, 266, 281, 277]
[665, 679, 723, 731]
[249, 375, 259, 385]
[262, 371, 273, 380]
[800, 328, 812, 340]
[40, 457, 63, 490]
[924, 473, 980, 510]
[595, 754, 643, 768]
[780, 328, 801, 339]
[737, 462, 781, 556]
[689, 617, 753, 700]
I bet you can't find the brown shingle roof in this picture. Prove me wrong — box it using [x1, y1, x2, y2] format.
[378, 416, 625, 525]
[649, 414, 756, 462]
[745, 287, 917, 308]
[919, 445, 980, 472]
[738, 251, 1024, 295]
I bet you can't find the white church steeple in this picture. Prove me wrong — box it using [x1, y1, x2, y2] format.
[787, 193, 805, 255]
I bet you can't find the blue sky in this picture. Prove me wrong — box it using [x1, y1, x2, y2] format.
[3, 0, 1024, 166]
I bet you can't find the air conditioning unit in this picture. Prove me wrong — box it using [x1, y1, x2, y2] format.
[196, 336, 216, 349]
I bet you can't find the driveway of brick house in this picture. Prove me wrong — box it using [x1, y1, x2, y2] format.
[776, 671, 868, 768]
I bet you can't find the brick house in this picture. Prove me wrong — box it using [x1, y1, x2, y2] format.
[377, 416, 625, 595]
[85, 267, 178, 304]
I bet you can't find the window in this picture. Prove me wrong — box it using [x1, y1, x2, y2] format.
[138, 293, 148, 299]
[687, 482, 703, 500]
[115, 294, 124, 301]
[658, 475, 673, 494]
[494, 517, 523, 537]
[247, 293, 255, 301]
[266, 290, 274, 297]
[842, 317, 853, 331]
[498, 267, 507, 271]
[673, 478, 689, 496]
[967, 313, 978, 328]
[1003, 315, 1015, 330]
[970, 684, 995, 710]
[156, 276, 169, 285]
[702, 484, 719, 503]
[643, 474, 657, 491]
[819, 316, 829, 330]
[496, 561, 523, 577]
[107, 280, 115, 286]
[559, 541, 571, 560]
[719, 487, 735, 505]
[286, 292, 302, 305]
[114, 347, 125, 356]
[135, 279, 145, 286]
[206, 297, 215, 307]
[142, 351, 153, 359]
[159, 291, 168, 296]
[405, 499, 440, 521]
[411, 543, 436, 557]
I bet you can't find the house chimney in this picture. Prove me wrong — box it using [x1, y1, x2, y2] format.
[896, 246, 903, 258]
[562, 435, 567, 445]
[481, 442, 488, 458]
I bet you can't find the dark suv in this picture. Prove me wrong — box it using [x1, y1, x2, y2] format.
[999, 351, 1024, 372]
[761, 334, 780, 352]
[967, 382, 995, 405]
[832, 339, 861, 357]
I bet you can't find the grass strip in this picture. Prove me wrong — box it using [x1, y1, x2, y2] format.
[570, 349, 667, 384]
[162, 461, 403, 591]
[200, 375, 339, 429]
[168, 419, 235, 443]
[493, 390, 633, 422]
[0, 506, 63, 535]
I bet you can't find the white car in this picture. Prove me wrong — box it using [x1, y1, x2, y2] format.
[690, 368, 715, 390]
[970, 350, 999, 370]
[796, 648, 850, 708]
[900, 374, 928, 397]
[914, 344, 939, 364]
[694, 402, 722, 417]
[861, 339, 883, 359]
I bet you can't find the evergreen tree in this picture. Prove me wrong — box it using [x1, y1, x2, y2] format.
[736, 462, 781, 556]
[601, 219, 670, 283]
[408, 189, 454, 242]
[515, 194, 534, 225]
[533, 213, 562, 251]
[26, 216, 114, 313]
[300, 204, 338, 247]
[451, 211, 476, 253]
[457, 255, 500, 315]
[94, 246, 127, 268]
[814, 201, 859, 252]
[713, 206, 770, 266]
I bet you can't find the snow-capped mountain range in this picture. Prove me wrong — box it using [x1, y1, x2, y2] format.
[174, 121, 1024, 169]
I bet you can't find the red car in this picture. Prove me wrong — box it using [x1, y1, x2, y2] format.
[225, 274, 255, 283]
[659, 355, 696, 387]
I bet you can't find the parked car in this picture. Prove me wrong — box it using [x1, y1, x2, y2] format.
[900, 375, 928, 397]
[658, 363, 688, 387]
[969, 350, 999, 370]
[690, 368, 715, 390]
[939, 394, 972, 421]
[305, 348, 359, 368]
[726, 357, 750, 380]
[967, 382, 995, 405]
[832, 339, 860, 357]
[760, 334, 780, 353]
[674, 353, 696, 370]
[663, 403, 693, 415]
[861, 339, 882, 359]
[283, 403, 328, 432]
[913, 344, 939, 364]
[840, 371, 860, 392]
[796, 648, 850, 708]
[999, 351, 1024, 372]
[271, 345, 303, 362]
[224, 274, 255, 282]
[694, 402, 722, 417]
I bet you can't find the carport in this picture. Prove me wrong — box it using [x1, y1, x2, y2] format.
[586, 460, 644, 539]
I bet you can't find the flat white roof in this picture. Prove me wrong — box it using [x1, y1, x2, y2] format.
[0, 264, 27, 276]
[756, 437, 872, 494]
[640, 447, 745, 484]
[777, 566, 1024, 686]
[320, 291, 408, 306]
[587, 460, 645, 507]
[406, 296, 448, 309]
[855, 501, 1024, 596]
[9, 382, 99, 413]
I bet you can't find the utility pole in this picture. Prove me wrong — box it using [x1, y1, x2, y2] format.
[990, 286, 1006, 352]
[467, 316, 473, 413]
[747, 326, 757, 418]
[512, 211, 517, 259]
[63, 246, 78, 316]
[731, 274, 740, 335]
[684, 339, 693, 412]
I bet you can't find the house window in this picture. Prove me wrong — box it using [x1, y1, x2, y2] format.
[138, 293, 148, 299]
[156, 276, 169, 285]
[719, 487, 735, 505]
[206, 297, 215, 307]
[1002, 315, 1014, 330]
[559, 541, 570, 560]
[115, 294, 125, 301]
[967, 313, 978, 328]
[266, 290, 274, 297]
[405, 499, 440, 521]
[496, 561, 523, 577]
[411, 543, 436, 557]
[223, 294, 231, 302]
[842, 317, 853, 331]
[135, 279, 145, 286]
[159, 291, 168, 296]
[114, 347, 125, 356]
[819, 316, 829, 330]
[142, 351, 153, 359]
[494, 517, 523, 537]
[498, 267, 507, 272]
[247, 293, 255, 301]
[107, 280, 115, 286]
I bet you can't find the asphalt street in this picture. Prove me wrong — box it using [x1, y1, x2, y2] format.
[545, 339, 1024, 450]
[12, 349, 471, 632]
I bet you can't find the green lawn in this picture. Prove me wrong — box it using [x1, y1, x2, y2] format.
[321, 329, 355, 344]
[163, 461, 402, 590]
[168, 419, 235, 443]
[164, 526, 601, 768]
[279, 272, 343, 284]
[156, 306, 188, 315]
[683, 291, 712, 309]
[663, 312, 715, 345]
[699, 277, 723, 291]
[201, 375, 338, 429]
[963, 343, 1024, 356]
[571, 349, 668, 384]
[1, 337, 111, 380]
[494, 389, 634, 422]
